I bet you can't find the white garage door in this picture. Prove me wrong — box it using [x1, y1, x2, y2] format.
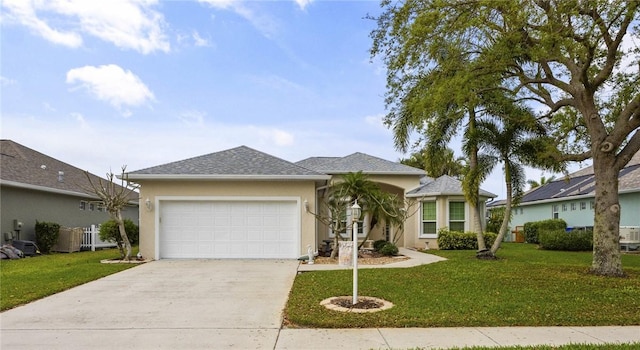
[159, 200, 298, 259]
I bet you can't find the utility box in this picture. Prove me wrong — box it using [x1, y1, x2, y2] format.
[52, 227, 83, 253]
[12, 240, 38, 256]
[620, 226, 640, 252]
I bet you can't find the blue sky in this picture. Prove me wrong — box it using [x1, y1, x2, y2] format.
[1, 0, 582, 198]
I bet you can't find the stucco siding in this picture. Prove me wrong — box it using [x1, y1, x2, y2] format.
[620, 193, 640, 227]
[137, 180, 317, 260]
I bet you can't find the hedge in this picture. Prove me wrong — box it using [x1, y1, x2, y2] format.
[35, 221, 60, 254]
[539, 228, 593, 251]
[99, 219, 139, 246]
[524, 219, 567, 244]
[437, 228, 498, 250]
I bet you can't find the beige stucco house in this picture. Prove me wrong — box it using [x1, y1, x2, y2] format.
[127, 146, 496, 260]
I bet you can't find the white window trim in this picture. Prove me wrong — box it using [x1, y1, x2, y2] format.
[447, 199, 468, 232]
[328, 211, 368, 239]
[420, 200, 438, 239]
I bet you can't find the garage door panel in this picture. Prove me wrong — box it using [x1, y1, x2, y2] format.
[160, 200, 298, 259]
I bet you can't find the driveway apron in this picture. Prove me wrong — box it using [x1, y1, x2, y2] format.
[1, 259, 299, 350]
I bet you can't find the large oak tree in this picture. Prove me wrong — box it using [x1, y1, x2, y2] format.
[371, 0, 640, 276]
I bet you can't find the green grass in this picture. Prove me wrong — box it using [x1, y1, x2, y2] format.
[1, 248, 139, 311]
[286, 243, 640, 328]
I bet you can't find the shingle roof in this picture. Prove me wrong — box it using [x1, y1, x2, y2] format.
[519, 155, 640, 204]
[128, 145, 329, 180]
[0, 139, 135, 200]
[296, 152, 425, 175]
[406, 175, 497, 198]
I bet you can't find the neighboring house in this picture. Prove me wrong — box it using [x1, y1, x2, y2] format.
[128, 146, 496, 260]
[488, 151, 640, 230]
[0, 140, 139, 243]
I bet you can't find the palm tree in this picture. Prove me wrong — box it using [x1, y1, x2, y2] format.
[400, 146, 465, 179]
[475, 101, 564, 256]
[322, 171, 402, 258]
[527, 175, 557, 190]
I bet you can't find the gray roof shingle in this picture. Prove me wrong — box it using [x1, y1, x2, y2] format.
[0, 139, 135, 199]
[406, 175, 497, 198]
[296, 152, 424, 175]
[128, 145, 329, 180]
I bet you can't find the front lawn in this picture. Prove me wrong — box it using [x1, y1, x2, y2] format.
[286, 243, 640, 328]
[0, 248, 139, 311]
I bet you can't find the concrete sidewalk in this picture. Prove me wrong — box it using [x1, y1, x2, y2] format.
[297, 247, 448, 271]
[275, 326, 640, 349]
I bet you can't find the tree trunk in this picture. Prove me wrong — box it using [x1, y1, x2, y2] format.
[468, 109, 488, 253]
[115, 210, 132, 261]
[590, 152, 624, 276]
[491, 169, 512, 255]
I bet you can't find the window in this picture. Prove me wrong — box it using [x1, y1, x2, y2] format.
[590, 201, 595, 209]
[79, 201, 87, 210]
[570, 203, 576, 211]
[330, 210, 364, 238]
[449, 201, 465, 232]
[89, 203, 95, 211]
[580, 202, 586, 210]
[421, 201, 437, 237]
[562, 204, 567, 212]
[552, 205, 559, 219]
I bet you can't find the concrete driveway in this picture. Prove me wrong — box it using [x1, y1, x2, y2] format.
[1, 259, 299, 349]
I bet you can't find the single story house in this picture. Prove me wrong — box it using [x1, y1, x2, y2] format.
[127, 146, 496, 260]
[0, 140, 139, 243]
[488, 151, 640, 231]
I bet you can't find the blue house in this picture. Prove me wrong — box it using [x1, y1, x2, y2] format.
[488, 152, 640, 233]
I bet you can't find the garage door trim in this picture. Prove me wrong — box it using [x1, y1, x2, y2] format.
[154, 196, 301, 259]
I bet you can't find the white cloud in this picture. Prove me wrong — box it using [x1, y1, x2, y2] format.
[179, 110, 206, 126]
[198, 0, 280, 39]
[1, 0, 83, 48]
[1, 0, 169, 54]
[293, 0, 313, 11]
[192, 31, 211, 47]
[364, 113, 386, 129]
[66, 64, 155, 114]
[253, 127, 295, 146]
[1, 75, 17, 86]
[70, 112, 91, 130]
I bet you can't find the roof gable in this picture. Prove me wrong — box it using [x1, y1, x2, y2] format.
[406, 175, 497, 198]
[296, 152, 424, 175]
[0, 139, 133, 199]
[128, 145, 328, 180]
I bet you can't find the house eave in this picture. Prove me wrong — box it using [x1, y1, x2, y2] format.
[491, 187, 640, 208]
[1, 179, 97, 199]
[406, 191, 496, 199]
[327, 171, 424, 176]
[1, 179, 140, 206]
[124, 174, 332, 181]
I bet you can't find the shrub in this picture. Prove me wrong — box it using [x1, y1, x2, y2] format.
[539, 228, 593, 251]
[486, 207, 505, 234]
[35, 221, 60, 254]
[99, 219, 139, 246]
[373, 239, 388, 252]
[524, 219, 567, 244]
[379, 242, 399, 256]
[437, 228, 497, 250]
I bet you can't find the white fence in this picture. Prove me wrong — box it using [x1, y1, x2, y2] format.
[81, 224, 117, 251]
